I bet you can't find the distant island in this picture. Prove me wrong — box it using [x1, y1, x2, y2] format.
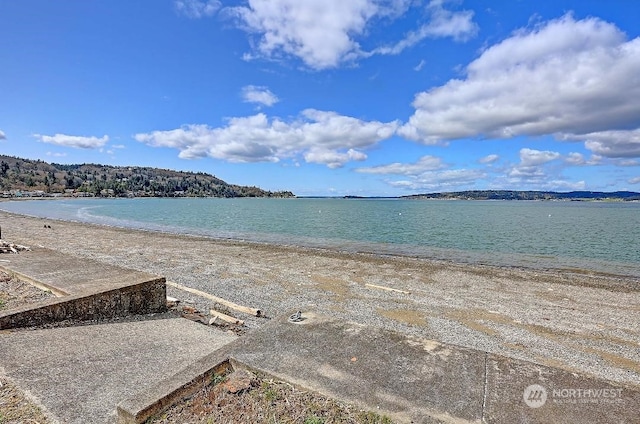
[0, 155, 294, 198]
[344, 190, 640, 201]
[401, 190, 640, 201]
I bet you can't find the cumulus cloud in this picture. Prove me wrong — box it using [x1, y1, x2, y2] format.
[399, 14, 640, 155]
[304, 148, 367, 169]
[34, 133, 109, 149]
[229, 0, 379, 69]
[175, 0, 220, 19]
[134, 109, 399, 168]
[356, 155, 484, 191]
[356, 155, 444, 175]
[0, 130, 6, 140]
[564, 152, 601, 166]
[478, 154, 499, 164]
[507, 148, 561, 183]
[370, 0, 478, 55]
[561, 129, 640, 158]
[629, 176, 640, 184]
[228, 0, 476, 69]
[241, 85, 279, 107]
[387, 168, 486, 191]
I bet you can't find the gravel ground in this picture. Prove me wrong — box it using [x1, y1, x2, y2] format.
[1, 210, 639, 387]
[0, 377, 51, 424]
[0, 270, 54, 311]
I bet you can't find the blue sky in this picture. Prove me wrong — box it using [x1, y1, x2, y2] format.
[1, 0, 639, 196]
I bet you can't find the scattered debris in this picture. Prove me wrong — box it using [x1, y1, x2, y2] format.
[209, 309, 244, 326]
[164, 293, 246, 334]
[166, 280, 262, 316]
[166, 296, 180, 308]
[365, 283, 411, 295]
[0, 240, 31, 254]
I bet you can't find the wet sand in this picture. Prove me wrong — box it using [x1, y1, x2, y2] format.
[1, 210, 639, 386]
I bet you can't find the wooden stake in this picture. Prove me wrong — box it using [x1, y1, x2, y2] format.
[166, 281, 262, 316]
[365, 283, 411, 295]
[210, 309, 244, 326]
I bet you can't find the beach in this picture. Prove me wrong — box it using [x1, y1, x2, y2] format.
[1, 210, 639, 387]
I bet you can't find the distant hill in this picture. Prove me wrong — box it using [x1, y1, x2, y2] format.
[0, 155, 295, 198]
[402, 190, 640, 201]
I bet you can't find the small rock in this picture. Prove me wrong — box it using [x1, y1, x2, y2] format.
[182, 313, 206, 324]
[220, 369, 256, 394]
[182, 305, 198, 314]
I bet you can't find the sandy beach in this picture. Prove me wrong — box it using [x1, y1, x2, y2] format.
[1, 210, 639, 387]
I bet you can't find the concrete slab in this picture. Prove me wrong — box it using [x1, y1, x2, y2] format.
[228, 312, 485, 423]
[121, 311, 640, 424]
[120, 312, 486, 424]
[0, 316, 237, 424]
[0, 247, 167, 329]
[0, 247, 160, 296]
[485, 354, 640, 424]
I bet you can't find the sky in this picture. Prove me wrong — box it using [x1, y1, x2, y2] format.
[1, 0, 639, 196]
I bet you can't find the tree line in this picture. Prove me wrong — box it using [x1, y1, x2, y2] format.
[0, 155, 294, 198]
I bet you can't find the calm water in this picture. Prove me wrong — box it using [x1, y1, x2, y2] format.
[2, 198, 639, 277]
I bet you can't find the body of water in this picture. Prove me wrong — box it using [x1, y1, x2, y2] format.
[2, 197, 639, 277]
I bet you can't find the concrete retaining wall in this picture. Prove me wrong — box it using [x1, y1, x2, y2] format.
[0, 277, 166, 329]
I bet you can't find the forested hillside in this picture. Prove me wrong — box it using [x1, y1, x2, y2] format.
[0, 155, 294, 198]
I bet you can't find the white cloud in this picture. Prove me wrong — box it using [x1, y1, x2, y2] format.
[565, 152, 586, 165]
[34, 133, 109, 149]
[414, 59, 426, 71]
[629, 176, 640, 184]
[387, 168, 486, 191]
[229, 0, 379, 69]
[399, 14, 640, 154]
[507, 148, 562, 184]
[175, 0, 220, 19]
[564, 152, 601, 166]
[241, 85, 279, 107]
[561, 129, 640, 158]
[228, 0, 476, 69]
[424, 0, 478, 41]
[0, 130, 6, 140]
[370, 0, 478, 56]
[304, 148, 367, 169]
[519, 148, 560, 167]
[478, 154, 499, 164]
[356, 155, 444, 175]
[46, 152, 67, 158]
[356, 155, 484, 191]
[134, 109, 399, 168]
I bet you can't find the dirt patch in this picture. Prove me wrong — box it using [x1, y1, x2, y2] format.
[0, 377, 51, 424]
[0, 271, 54, 311]
[149, 368, 393, 424]
[311, 274, 351, 299]
[376, 308, 427, 327]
